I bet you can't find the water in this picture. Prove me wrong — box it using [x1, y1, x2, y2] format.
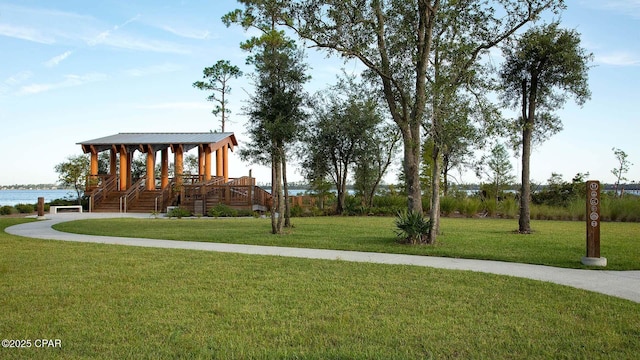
[0, 189, 77, 206]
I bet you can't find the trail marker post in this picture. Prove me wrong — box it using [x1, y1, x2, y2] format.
[37, 197, 45, 217]
[582, 181, 607, 267]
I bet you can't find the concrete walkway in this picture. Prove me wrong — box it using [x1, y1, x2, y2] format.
[6, 213, 640, 304]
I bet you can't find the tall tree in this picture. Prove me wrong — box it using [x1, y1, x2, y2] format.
[54, 154, 90, 204]
[302, 77, 388, 213]
[500, 22, 592, 233]
[285, 0, 564, 243]
[193, 60, 243, 132]
[611, 147, 632, 197]
[353, 122, 400, 208]
[224, 1, 309, 233]
[477, 143, 516, 208]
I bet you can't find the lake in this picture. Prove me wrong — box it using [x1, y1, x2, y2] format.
[0, 189, 77, 206]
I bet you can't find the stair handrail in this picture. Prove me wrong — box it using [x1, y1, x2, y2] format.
[121, 178, 146, 213]
[88, 175, 117, 212]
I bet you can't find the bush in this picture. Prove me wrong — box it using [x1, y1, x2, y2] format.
[461, 198, 482, 218]
[439, 196, 457, 217]
[0, 205, 14, 215]
[394, 211, 432, 244]
[167, 207, 192, 219]
[208, 204, 237, 218]
[15, 203, 34, 214]
[482, 199, 498, 217]
[499, 197, 519, 219]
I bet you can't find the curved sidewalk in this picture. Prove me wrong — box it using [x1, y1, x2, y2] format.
[6, 213, 640, 304]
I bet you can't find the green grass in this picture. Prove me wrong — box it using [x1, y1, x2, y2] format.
[2, 218, 640, 359]
[54, 217, 640, 270]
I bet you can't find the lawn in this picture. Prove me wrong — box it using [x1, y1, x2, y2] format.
[54, 216, 640, 270]
[2, 218, 639, 359]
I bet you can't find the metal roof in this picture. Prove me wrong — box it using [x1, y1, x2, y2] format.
[78, 132, 238, 153]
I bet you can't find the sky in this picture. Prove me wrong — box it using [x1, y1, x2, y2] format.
[0, 0, 639, 187]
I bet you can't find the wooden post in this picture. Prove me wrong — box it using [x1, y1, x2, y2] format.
[174, 145, 184, 188]
[204, 145, 212, 181]
[90, 147, 98, 177]
[223, 145, 229, 183]
[582, 180, 607, 266]
[119, 146, 128, 191]
[161, 148, 169, 189]
[37, 197, 45, 218]
[109, 148, 117, 176]
[198, 146, 205, 181]
[146, 146, 155, 190]
[216, 149, 223, 178]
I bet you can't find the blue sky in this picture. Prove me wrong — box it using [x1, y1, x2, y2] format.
[0, 0, 638, 187]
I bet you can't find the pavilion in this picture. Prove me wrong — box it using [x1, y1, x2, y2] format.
[77, 132, 270, 213]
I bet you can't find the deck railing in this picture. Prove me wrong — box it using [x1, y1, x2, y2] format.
[88, 175, 117, 212]
[120, 178, 146, 213]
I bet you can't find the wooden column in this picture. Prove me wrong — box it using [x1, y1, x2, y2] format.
[119, 146, 128, 191]
[223, 145, 229, 183]
[198, 146, 205, 181]
[89, 147, 98, 177]
[161, 148, 169, 189]
[109, 148, 117, 176]
[127, 151, 133, 190]
[204, 145, 212, 181]
[216, 149, 223, 178]
[174, 145, 184, 187]
[146, 146, 155, 191]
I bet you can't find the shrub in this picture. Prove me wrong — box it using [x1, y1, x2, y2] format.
[499, 197, 519, 219]
[290, 205, 304, 218]
[15, 203, 34, 214]
[439, 196, 457, 217]
[0, 205, 14, 215]
[394, 211, 432, 244]
[483, 199, 498, 217]
[461, 198, 482, 218]
[208, 204, 238, 218]
[167, 207, 192, 219]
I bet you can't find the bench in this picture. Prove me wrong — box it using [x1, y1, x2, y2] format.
[50, 205, 83, 214]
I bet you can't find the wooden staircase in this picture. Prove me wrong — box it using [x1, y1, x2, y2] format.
[125, 190, 164, 213]
[90, 191, 125, 212]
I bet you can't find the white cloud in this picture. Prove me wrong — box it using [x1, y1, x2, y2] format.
[582, 0, 640, 18]
[0, 23, 55, 44]
[161, 25, 211, 40]
[43, 51, 73, 68]
[90, 34, 190, 54]
[596, 52, 640, 66]
[87, 14, 140, 46]
[17, 73, 108, 95]
[4, 71, 33, 85]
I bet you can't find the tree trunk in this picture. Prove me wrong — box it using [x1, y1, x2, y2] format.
[271, 147, 284, 234]
[428, 143, 441, 243]
[282, 149, 291, 228]
[403, 123, 423, 215]
[519, 77, 536, 234]
[519, 124, 532, 233]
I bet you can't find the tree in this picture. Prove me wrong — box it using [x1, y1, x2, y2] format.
[193, 60, 243, 132]
[500, 22, 592, 233]
[477, 143, 515, 208]
[54, 154, 90, 204]
[353, 122, 400, 208]
[224, 1, 309, 233]
[302, 77, 390, 213]
[611, 147, 632, 197]
[285, 0, 564, 243]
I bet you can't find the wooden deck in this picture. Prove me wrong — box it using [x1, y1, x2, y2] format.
[87, 175, 272, 214]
